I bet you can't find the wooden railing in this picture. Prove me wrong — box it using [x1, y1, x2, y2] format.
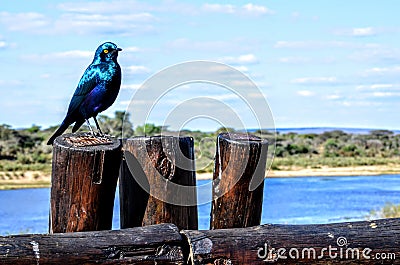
[0, 133, 398, 264]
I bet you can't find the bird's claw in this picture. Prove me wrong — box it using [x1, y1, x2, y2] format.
[94, 132, 103, 137]
[94, 132, 112, 139]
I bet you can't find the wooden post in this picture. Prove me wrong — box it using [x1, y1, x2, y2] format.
[0, 224, 184, 264]
[118, 151, 149, 228]
[210, 132, 268, 229]
[120, 136, 198, 230]
[182, 218, 400, 264]
[50, 133, 121, 233]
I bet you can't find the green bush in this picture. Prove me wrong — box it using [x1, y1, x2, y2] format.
[368, 203, 400, 219]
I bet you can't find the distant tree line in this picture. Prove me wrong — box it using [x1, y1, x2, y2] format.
[0, 112, 399, 173]
[273, 129, 400, 158]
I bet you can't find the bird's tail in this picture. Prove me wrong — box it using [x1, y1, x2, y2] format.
[47, 122, 70, 145]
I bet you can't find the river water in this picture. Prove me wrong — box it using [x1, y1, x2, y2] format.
[0, 175, 399, 235]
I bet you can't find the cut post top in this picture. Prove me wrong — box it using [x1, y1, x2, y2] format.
[54, 133, 120, 150]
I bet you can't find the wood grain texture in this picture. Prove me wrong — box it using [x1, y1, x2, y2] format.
[183, 218, 400, 264]
[210, 133, 268, 229]
[121, 136, 198, 230]
[50, 133, 121, 233]
[0, 224, 184, 264]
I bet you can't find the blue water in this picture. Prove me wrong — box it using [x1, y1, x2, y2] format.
[0, 175, 399, 235]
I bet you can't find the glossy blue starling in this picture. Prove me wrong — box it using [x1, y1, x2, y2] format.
[47, 42, 122, 145]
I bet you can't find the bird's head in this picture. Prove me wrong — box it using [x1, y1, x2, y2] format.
[94, 42, 122, 63]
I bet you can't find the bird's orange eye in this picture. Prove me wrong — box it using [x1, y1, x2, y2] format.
[103, 49, 109, 54]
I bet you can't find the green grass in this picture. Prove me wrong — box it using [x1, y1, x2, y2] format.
[0, 160, 51, 173]
[0, 180, 50, 190]
[368, 203, 400, 219]
[272, 156, 400, 170]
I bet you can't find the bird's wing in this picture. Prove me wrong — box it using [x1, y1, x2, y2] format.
[66, 64, 100, 116]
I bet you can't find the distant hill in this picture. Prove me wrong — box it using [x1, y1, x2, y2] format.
[250, 127, 400, 135]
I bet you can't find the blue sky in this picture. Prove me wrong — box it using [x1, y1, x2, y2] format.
[1, 1, 400, 131]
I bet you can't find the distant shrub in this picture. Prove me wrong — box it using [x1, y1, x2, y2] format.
[368, 203, 400, 219]
[323, 139, 339, 157]
[17, 154, 33, 164]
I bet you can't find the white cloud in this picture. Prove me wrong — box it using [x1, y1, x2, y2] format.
[0, 7, 157, 36]
[371, 92, 400, 97]
[125, 65, 151, 74]
[340, 100, 383, 107]
[203, 3, 235, 13]
[0, 35, 7, 48]
[0, 79, 23, 87]
[58, 1, 198, 16]
[120, 99, 149, 106]
[349, 46, 400, 63]
[278, 56, 310, 64]
[0, 12, 50, 32]
[40, 74, 51, 79]
[274, 40, 379, 50]
[325, 94, 342, 100]
[354, 83, 400, 98]
[352, 27, 376, 37]
[275, 41, 316, 49]
[22, 50, 93, 61]
[356, 84, 396, 90]
[167, 38, 254, 52]
[291, 77, 338, 85]
[58, 1, 133, 13]
[363, 66, 400, 76]
[202, 3, 273, 16]
[123, 46, 141, 52]
[297, 90, 314, 97]
[54, 13, 156, 36]
[212, 94, 240, 101]
[242, 3, 274, 15]
[219, 54, 258, 64]
[234, 66, 249, 72]
[335, 26, 389, 37]
[121, 84, 141, 90]
[278, 56, 336, 64]
[53, 50, 93, 59]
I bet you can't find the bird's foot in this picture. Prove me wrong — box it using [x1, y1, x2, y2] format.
[82, 132, 95, 137]
[67, 132, 113, 147]
[94, 132, 113, 140]
[94, 132, 103, 137]
[81, 131, 112, 140]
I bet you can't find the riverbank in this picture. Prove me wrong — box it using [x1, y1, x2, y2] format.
[197, 164, 400, 179]
[0, 171, 51, 190]
[1, 165, 400, 189]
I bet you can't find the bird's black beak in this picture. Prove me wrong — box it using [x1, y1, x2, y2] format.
[117, 48, 122, 52]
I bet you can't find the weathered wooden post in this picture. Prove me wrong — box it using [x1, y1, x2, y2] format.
[50, 133, 121, 233]
[210, 132, 268, 229]
[120, 136, 198, 230]
[118, 147, 149, 228]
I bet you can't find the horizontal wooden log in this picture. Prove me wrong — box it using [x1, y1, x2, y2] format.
[2, 219, 400, 264]
[0, 224, 184, 264]
[182, 218, 400, 264]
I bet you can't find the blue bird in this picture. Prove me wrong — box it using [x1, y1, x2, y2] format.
[47, 42, 122, 145]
